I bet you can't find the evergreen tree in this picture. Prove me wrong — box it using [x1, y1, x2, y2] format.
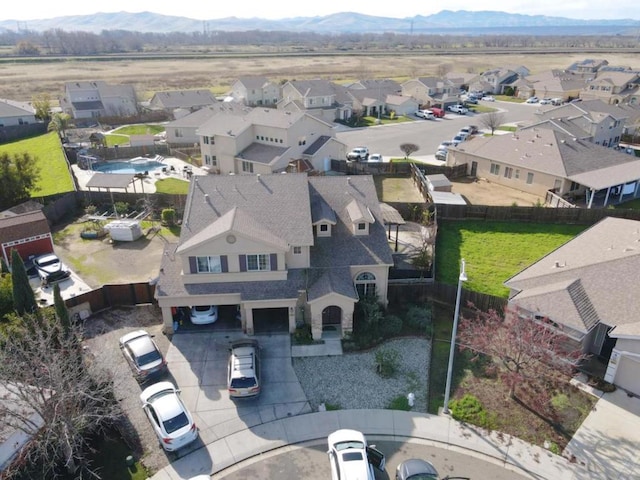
[11, 250, 37, 316]
[53, 283, 71, 340]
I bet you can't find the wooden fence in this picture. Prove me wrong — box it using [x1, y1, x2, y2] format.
[88, 144, 171, 161]
[330, 159, 467, 178]
[64, 282, 156, 313]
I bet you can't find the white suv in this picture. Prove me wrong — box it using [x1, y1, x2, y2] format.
[346, 147, 369, 162]
[227, 339, 261, 398]
[327, 429, 385, 480]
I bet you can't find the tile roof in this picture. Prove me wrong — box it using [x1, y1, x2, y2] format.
[505, 217, 640, 335]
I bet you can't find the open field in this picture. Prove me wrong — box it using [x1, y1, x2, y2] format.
[2, 52, 639, 101]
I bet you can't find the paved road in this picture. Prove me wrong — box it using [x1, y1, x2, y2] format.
[214, 439, 531, 480]
[336, 100, 546, 159]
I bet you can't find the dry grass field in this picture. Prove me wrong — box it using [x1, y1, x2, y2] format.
[2, 52, 638, 102]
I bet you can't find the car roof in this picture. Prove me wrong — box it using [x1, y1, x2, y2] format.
[140, 381, 176, 403]
[328, 429, 366, 445]
[127, 335, 157, 357]
[397, 459, 438, 478]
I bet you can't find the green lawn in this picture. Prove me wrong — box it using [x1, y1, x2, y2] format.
[105, 134, 130, 147]
[155, 177, 190, 194]
[435, 221, 587, 297]
[111, 125, 165, 136]
[495, 95, 524, 103]
[0, 131, 74, 197]
[467, 105, 497, 113]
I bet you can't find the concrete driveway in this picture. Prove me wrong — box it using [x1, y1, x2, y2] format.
[565, 388, 640, 479]
[166, 332, 311, 458]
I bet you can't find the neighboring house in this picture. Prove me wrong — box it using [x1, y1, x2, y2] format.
[146, 89, 217, 119]
[154, 173, 394, 340]
[470, 66, 529, 94]
[197, 108, 347, 174]
[165, 102, 250, 146]
[446, 128, 640, 208]
[383, 95, 419, 117]
[346, 79, 406, 117]
[59, 81, 138, 120]
[0, 209, 53, 267]
[504, 216, 640, 397]
[346, 79, 402, 93]
[525, 99, 629, 147]
[444, 72, 481, 93]
[229, 76, 281, 107]
[279, 79, 353, 123]
[580, 71, 640, 104]
[567, 58, 609, 74]
[514, 70, 586, 101]
[401, 77, 459, 108]
[0, 99, 36, 127]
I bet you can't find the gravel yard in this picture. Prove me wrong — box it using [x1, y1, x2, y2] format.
[293, 338, 430, 413]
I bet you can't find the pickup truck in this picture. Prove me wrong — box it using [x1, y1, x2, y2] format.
[448, 104, 469, 115]
[346, 147, 369, 162]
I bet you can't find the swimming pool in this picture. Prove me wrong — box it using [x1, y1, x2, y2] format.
[92, 157, 165, 174]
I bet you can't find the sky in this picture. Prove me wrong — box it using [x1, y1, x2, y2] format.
[3, 1, 639, 22]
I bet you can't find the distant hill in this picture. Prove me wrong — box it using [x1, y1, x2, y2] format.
[2, 10, 639, 35]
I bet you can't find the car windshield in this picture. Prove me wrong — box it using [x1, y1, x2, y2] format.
[407, 475, 438, 480]
[230, 376, 257, 388]
[334, 440, 364, 451]
[163, 411, 189, 434]
[137, 350, 162, 366]
[37, 257, 58, 267]
[341, 451, 364, 461]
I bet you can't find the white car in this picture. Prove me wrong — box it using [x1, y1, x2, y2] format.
[415, 109, 435, 120]
[327, 429, 385, 480]
[33, 253, 70, 285]
[190, 305, 218, 325]
[526, 96, 539, 104]
[437, 141, 454, 151]
[140, 381, 198, 452]
[481, 95, 495, 102]
[539, 98, 552, 105]
[448, 104, 469, 115]
[367, 153, 383, 162]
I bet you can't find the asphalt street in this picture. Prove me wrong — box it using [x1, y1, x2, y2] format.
[214, 439, 531, 480]
[335, 100, 544, 159]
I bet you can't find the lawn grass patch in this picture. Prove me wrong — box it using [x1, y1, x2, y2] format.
[467, 105, 498, 113]
[613, 198, 640, 210]
[0, 131, 74, 197]
[435, 221, 587, 297]
[495, 95, 524, 103]
[105, 134, 130, 147]
[497, 125, 517, 132]
[155, 178, 190, 194]
[111, 125, 165, 136]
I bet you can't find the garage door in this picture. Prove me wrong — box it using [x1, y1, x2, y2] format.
[253, 307, 289, 333]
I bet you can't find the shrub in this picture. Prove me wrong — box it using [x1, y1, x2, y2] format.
[114, 201, 129, 216]
[448, 394, 497, 429]
[587, 376, 616, 392]
[161, 208, 176, 226]
[380, 314, 403, 338]
[387, 395, 411, 411]
[375, 348, 399, 378]
[405, 304, 433, 334]
[293, 323, 313, 345]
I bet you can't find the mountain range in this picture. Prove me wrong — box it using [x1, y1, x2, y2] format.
[2, 10, 640, 35]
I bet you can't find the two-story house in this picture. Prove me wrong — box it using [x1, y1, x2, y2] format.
[0, 99, 36, 127]
[154, 173, 394, 340]
[59, 81, 138, 120]
[165, 102, 250, 146]
[401, 77, 458, 108]
[524, 99, 629, 148]
[279, 80, 353, 123]
[146, 89, 217, 119]
[229, 76, 281, 107]
[567, 58, 609, 75]
[197, 108, 346, 174]
[514, 69, 586, 102]
[470, 66, 529, 95]
[580, 71, 640, 104]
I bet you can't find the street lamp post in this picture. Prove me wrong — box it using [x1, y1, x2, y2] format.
[442, 258, 467, 415]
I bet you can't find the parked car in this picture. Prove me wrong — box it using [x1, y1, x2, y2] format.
[227, 339, 261, 398]
[414, 109, 435, 120]
[435, 150, 448, 162]
[140, 381, 198, 452]
[395, 458, 440, 480]
[119, 330, 168, 383]
[460, 125, 479, 135]
[190, 305, 218, 325]
[551, 97, 563, 106]
[456, 131, 470, 141]
[429, 107, 445, 118]
[33, 253, 70, 285]
[451, 135, 465, 146]
[525, 96, 539, 104]
[346, 147, 369, 162]
[448, 104, 469, 115]
[327, 429, 385, 480]
[437, 141, 454, 151]
[539, 98, 552, 105]
[464, 97, 478, 105]
[367, 153, 383, 162]
[481, 95, 495, 102]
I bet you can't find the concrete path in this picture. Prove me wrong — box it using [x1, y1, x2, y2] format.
[150, 409, 591, 480]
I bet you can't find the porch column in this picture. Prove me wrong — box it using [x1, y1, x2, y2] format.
[161, 306, 174, 333]
[311, 311, 322, 341]
[288, 306, 296, 333]
[587, 188, 596, 209]
[603, 186, 612, 207]
[245, 308, 254, 335]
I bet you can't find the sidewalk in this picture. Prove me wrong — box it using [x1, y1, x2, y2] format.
[149, 410, 589, 480]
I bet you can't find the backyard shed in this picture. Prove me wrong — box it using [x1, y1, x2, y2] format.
[425, 174, 452, 192]
[105, 220, 143, 242]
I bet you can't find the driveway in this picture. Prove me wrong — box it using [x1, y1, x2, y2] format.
[167, 332, 311, 456]
[565, 388, 640, 478]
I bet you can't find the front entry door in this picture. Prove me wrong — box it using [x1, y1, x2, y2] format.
[322, 306, 341, 326]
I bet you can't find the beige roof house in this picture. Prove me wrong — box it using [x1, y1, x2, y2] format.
[447, 128, 640, 207]
[279, 79, 353, 123]
[516, 70, 586, 101]
[505, 216, 640, 396]
[0, 99, 36, 127]
[154, 173, 394, 341]
[229, 76, 281, 107]
[147, 89, 217, 118]
[401, 77, 459, 107]
[60, 81, 138, 120]
[165, 102, 250, 145]
[580, 71, 640, 104]
[197, 108, 347, 174]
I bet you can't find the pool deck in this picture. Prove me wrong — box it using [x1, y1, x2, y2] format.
[73, 156, 209, 193]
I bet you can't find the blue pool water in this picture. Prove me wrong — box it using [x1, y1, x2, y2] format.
[93, 159, 164, 174]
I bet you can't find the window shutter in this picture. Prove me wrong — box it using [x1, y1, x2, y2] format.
[220, 255, 228, 273]
[189, 257, 197, 273]
[239, 255, 247, 272]
[270, 253, 278, 271]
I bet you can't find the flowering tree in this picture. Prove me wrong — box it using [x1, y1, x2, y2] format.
[457, 305, 585, 410]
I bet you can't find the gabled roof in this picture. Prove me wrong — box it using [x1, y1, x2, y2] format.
[307, 267, 358, 301]
[0, 99, 35, 117]
[453, 129, 640, 189]
[166, 103, 250, 129]
[236, 76, 272, 90]
[505, 217, 640, 335]
[286, 79, 338, 97]
[346, 199, 374, 224]
[0, 210, 50, 243]
[151, 90, 217, 109]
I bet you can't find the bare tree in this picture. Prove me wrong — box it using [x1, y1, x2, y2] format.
[399, 143, 420, 159]
[457, 305, 584, 411]
[480, 111, 506, 135]
[0, 310, 122, 478]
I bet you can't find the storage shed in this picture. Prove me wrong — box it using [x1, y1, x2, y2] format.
[105, 220, 143, 242]
[425, 174, 452, 192]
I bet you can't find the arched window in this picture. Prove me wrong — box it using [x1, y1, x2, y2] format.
[355, 272, 376, 298]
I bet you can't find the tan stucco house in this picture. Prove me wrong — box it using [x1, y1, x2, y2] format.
[60, 81, 138, 120]
[146, 89, 217, 119]
[505, 216, 640, 397]
[154, 173, 394, 340]
[229, 76, 281, 107]
[401, 77, 459, 108]
[197, 108, 346, 174]
[446, 128, 640, 208]
[279, 79, 353, 123]
[580, 71, 640, 105]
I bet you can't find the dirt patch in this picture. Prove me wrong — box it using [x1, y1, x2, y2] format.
[375, 175, 425, 203]
[450, 176, 544, 206]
